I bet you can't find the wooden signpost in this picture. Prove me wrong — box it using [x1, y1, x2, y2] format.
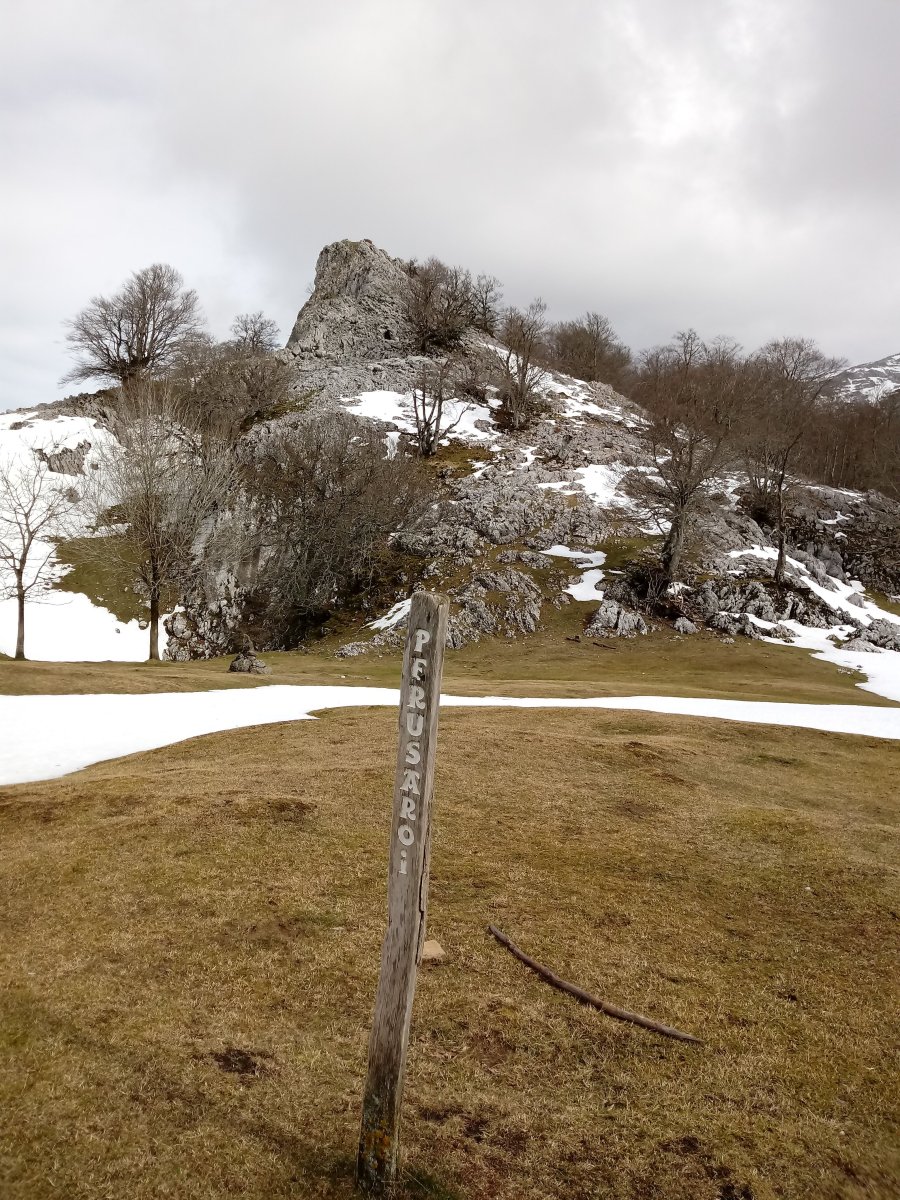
[357, 591, 449, 1193]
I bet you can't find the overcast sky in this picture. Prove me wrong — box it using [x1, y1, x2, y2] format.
[2, 0, 898, 410]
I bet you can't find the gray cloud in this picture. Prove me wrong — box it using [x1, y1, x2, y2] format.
[3, 0, 899, 409]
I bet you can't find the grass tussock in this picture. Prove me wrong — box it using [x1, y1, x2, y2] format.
[1, 707, 898, 1198]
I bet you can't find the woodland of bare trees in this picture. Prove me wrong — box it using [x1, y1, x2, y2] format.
[799, 388, 900, 499]
[546, 312, 632, 390]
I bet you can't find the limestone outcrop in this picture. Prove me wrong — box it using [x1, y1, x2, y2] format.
[286, 238, 415, 363]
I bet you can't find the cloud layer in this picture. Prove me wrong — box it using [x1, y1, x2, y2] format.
[3, 0, 898, 408]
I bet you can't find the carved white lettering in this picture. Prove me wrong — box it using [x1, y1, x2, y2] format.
[397, 824, 414, 846]
[408, 685, 425, 711]
[400, 795, 416, 820]
[405, 742, 421, 766]
[411, 657, 426, 681]
[414, 629, 431, 653]
[406, 712, 423, 737]
[399, 849, 408, 875]
[402, 769, 420, 795]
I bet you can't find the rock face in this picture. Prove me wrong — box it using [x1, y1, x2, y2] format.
[286, 239, 414, 362]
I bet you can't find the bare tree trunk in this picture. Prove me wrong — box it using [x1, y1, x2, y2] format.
[148, 581, 160, 662]
[774, 525, 787, 587]
[661, 511, 686, 582]
[15, 577, 25, 661]
[774, 486, 787, 587]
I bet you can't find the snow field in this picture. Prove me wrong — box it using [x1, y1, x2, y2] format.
[1, 684, 899, 787]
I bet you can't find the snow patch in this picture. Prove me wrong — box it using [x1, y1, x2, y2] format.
[2, 684, 899, 787]
[367, 598, 411, 632]
[0, 410, 165, 661]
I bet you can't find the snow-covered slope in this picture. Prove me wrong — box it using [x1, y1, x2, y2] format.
[829, 351, 900, 402]
[0, 408, 165, 661]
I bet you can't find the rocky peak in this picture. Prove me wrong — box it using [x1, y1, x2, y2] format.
[285, 238, 414, 362]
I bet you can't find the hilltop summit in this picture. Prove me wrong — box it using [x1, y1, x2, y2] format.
[286, 238, 414, 361]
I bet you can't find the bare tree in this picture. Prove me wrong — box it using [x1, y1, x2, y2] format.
[472, 274, 503, 336]
[85, 383, 234, 660]
[169, 326, 296, 450]
[0, 450, 83, 659]
[410, 358, 468, 457]
[240, 413, 433, 642]
[230, 312, 280, 354]
[743, 338, 844, 584]
[632, 331, 748, 582]
[496, 300, 548, 431]
[63, 263, 205, 387]
[547, 311, 631, 388]
[406, 258, 476, 353]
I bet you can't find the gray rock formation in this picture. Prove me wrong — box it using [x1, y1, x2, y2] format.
[228, 650, 271, 674]
[857, 618, 900, 651]
[585, 599, 648, 638]
[841, 637, 881, 653]
[673, 616, 698, 634]
[36, 440, 91, 475]
[286, 238, 415, 362]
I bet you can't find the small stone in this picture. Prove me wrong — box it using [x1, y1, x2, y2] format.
[421, 939, 445, 965]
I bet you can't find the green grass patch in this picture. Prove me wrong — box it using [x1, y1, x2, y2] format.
[52, 537, 176, 625]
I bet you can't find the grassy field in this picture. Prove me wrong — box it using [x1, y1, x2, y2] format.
[1, 690, 898, 1197]
[0, 624, 893, 708]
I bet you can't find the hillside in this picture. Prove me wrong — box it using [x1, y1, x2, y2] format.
[829, 350, 900, 402]
[2, 238, 899, 700]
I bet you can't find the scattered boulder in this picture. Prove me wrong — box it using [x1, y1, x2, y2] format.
[586, 599, 648, 638]
[335, 641, 372, 658]
[858, 619, 900, 651]
[768, 623, 797, 642]
[841, 637, 882, 653]
[708, 612, 762, 640]
[228, 651, 272, 675]
[673, 617, 698, 635]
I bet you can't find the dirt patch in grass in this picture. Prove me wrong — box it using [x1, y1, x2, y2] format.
[0, 707, 897, 1198]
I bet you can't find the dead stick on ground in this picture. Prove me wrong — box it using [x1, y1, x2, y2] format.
[487, 925, 703, 1045]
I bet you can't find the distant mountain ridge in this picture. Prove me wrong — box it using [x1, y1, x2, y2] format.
[829, 351, 900, 402]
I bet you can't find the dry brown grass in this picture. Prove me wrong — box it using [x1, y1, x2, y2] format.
[0, 626, 892, 709]
[1, 707, 898, 1199]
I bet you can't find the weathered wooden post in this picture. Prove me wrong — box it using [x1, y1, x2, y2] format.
[357, 591, 449, 1193]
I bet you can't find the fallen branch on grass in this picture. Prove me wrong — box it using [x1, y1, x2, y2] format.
[486, 924, 703, 1045]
